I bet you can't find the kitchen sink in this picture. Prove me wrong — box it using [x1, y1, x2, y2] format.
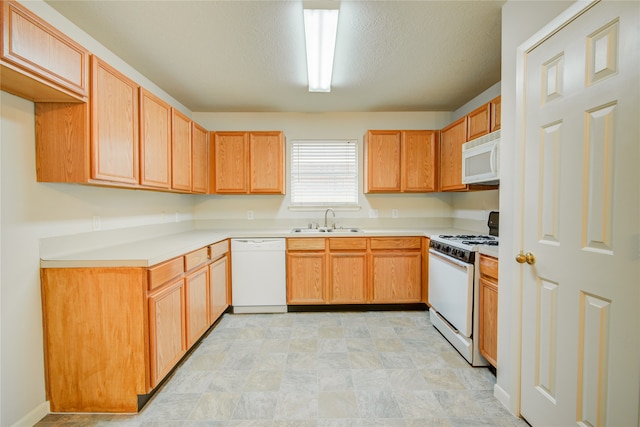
[290, 227, 363, 234]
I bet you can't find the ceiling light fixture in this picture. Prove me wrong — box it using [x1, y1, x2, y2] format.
[303, 7, 339, 92]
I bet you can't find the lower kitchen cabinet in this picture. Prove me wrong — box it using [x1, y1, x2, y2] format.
[370, 237, 422, 303]
[287, 238, 326, 304]
[209, 240, 230, 322]
[286, 236, 423, 305]
[328, 238, 368, 304]
[148, 278, 186, 388]
[185, 265, 210, 348]
[479, 254, 498, 367]
[40, 239, 230, 413]
[41, 267, 148, 413]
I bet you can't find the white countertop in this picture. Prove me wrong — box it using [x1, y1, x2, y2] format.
[40, 227, 489, 268]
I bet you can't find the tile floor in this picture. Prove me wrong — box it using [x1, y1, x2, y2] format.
[36, 310, 530, 427]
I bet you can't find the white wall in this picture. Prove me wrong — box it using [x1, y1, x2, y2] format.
[495, 0, 574, 415]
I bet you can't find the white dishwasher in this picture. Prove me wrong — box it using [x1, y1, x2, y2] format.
[231, 238, 287, 313]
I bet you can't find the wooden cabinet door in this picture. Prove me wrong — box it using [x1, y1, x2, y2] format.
[212, 131, 248, 193]
[148, 279, 185, 388]
[439, 116, 467, 191]
[490, 96, 501, 132]
[370, 252, 422, 303]
[287, 252, 326, 304]
[466, 102, 491, 141]
[139, 89, 171, 189]
[185, 266, 209, 347]
[209, 255, 229, 324]
[90, 56, 139, 185]
[329, 252, 367, 304]
[365, 130, 401, 192]
[171, 109, 192, 191]
[191, 122, 209, 194]
[479, 277, 498, 367]
[401, 130, 438, 192]
[1, 1, 89, 102]
[249, 131, 284, 194]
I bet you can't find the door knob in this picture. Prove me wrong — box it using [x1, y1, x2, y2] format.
[515, 251, 536, 265]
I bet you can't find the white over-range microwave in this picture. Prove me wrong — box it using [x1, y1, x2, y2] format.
[461, 130, 500, 185]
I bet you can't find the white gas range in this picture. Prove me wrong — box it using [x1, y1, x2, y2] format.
[428, 212, 499, 367]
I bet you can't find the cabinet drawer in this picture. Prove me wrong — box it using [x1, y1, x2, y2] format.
[480, 255, 498, 281]
[148, 257, 184, 289]
[209, 239, 229, 260]
[329, 237, 367, 250]
[287, 238, 326, 251]
[370, 237, 421, 250]
[185, 247, 209, 271]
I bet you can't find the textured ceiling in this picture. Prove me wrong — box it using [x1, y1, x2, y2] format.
[44, 0, 504, 113]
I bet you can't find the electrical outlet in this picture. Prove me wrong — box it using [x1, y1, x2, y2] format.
[247, 210, 254, 220]
[175, 212, 179, 222]
[92, 215, 101, 231]
[369, 209, 379, 219]
[161, 211, 166, 223]
[392, 209, 399, 219]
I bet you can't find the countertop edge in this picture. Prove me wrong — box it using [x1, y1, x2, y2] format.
[40, 228, 478, 268]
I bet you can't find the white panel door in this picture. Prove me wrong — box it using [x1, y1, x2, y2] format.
[519, 1, 639, 426]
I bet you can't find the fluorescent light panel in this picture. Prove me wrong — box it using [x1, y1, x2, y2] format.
[303, 8, 339, 92]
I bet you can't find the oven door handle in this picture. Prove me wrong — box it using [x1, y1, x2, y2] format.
[428, 249, 472, 268]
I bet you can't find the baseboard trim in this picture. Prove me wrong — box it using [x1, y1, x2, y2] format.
[10, 401, 49, 427]
[494, 383, 514, 416]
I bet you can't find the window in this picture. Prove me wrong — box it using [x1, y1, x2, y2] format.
[290, 139, 358, 207]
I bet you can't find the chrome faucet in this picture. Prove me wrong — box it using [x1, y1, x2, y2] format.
[324, 208, 336, 228]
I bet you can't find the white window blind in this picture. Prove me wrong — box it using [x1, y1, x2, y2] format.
[291, 140, 358, 206]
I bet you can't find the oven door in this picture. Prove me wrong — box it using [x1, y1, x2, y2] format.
[428, 249, 474, 337]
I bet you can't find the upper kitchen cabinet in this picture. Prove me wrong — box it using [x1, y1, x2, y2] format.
[210, 131, 285, 194]
[211, 131, 247, 193]
[402, 130, 438, 192]
[90, 56, 140, 185]
[171, 109, 192, 192]
[466, 96, 502, 140]
[490, 96, 501, 132]
[249, 131, 285, 194]
[1, 1, 89, 102]
[439, 116, 467, 191]
[191, 122, 209, 194]
[365, 130, 437, 193]
[466, 103, 491, 141]
[36, 56, 140, 186]
[36, 55, 210, 194]
[139, 89, 171, 189]
[364, 130, 400, 192]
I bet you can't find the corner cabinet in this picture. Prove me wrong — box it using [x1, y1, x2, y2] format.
[365, 130, 438, 193]
[191, 123, 209, 194]
[1, 1, 89, 102]
[439, 117, 468, 191]
[40, 239, 230, 413]
[479, 254, 498, 367]
[211, 131, 285, 194]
